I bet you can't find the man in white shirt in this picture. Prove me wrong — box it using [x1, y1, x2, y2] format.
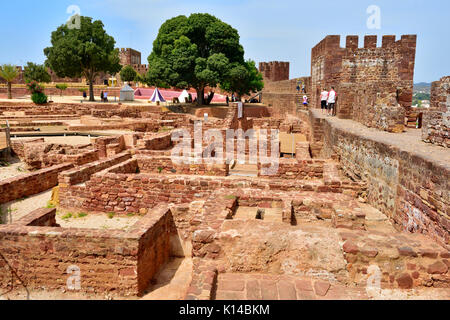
[320, 89, 328, 114]
[327, 87, 337, 116]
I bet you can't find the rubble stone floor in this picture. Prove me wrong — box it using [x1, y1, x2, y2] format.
[214, 273, 450, 300]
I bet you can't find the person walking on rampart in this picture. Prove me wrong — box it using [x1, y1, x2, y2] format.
[303, 95, 308, 107]
[327, 87, 337, 116]
[320, 88, 328, 115]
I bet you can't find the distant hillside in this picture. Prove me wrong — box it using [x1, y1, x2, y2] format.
[414, 82, 431, 94]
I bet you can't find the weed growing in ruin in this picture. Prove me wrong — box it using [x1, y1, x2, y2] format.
[107, 212, 115, 219]
[159, 126, 172, 133]
[46, 201, 56, 209]
[127, 213, 136, 217]
[77, 213, 88, 218]
[224, 195, 237, 200]
[62, 213, 73, 220]
[157, 167, 163, 173]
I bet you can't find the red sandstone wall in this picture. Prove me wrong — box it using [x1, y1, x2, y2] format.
[422, 76, 450, 147]
[261, 77, 312, 117]
[58, 170, 350, 215]
[0, 163, 74, 204]
[310, 35, 416, 131]
[258, 159, 324, 179]
[312, 110, 449, 245]
[0, 205, 173, 297]
[58, 152, 131, 186]
[259, 61, 290, 82]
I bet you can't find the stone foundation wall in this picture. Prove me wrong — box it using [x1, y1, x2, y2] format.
[0, 205, 173, 297]
[136, 156, 229, 176]
[93, 136, 125, 159]
[58, 172, 348, 215]
[136, 132, 172, 150]
[10, 138, 44, 158]
[258, 159, 324, 179]
[58, 152, 131, 186]
[0, 163, 74, 204]
[15, 142, 94, 170]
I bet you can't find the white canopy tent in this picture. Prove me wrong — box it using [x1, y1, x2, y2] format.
[178, 90, 190, 103]
[120, 83, 135, 101]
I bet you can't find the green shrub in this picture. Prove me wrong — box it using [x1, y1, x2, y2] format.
[31, 92, 48, 104]
[107, 212, 115, 219]
[56, 83, 68, 96]
[78, 212, 88, 218]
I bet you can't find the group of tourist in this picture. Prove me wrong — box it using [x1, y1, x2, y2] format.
[320, 87, 338, 116]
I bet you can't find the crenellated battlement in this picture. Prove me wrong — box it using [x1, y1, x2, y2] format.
[312, 34, 417, 53]
[310, 34, 417, 131]
[259, 61, 290, 82]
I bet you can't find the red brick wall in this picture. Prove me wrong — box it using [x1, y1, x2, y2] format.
[136, 156, 229, 176]
[258, 159, 324, 179]
[58, 152, 131, 186]
[259, 61, 290, 82]
[422, 76, 450, 147]
[261, 77, 312, 117]
[0, 205, 173, 297]
[0, 163, 74, 204]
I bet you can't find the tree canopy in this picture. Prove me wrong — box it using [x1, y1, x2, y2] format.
[120, 65, 138, 83]
[44, 16, 121, 101]
[23, 62, 51, 83]
[0, 64, 19, 99]
[220, 60, 264, 98]
[146, 13, 263, 105]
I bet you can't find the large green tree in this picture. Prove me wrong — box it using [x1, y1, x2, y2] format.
[120, 65, 138, 84]
[44, 16, 121, 101]
[23, 62, 51, 83]
[147, 13, 257, 105]
[221, 60, 264, 99]
[0, 64, 19, 99]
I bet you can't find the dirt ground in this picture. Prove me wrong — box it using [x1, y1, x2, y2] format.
[11, 136, 92, 145]
[56, 210, 140, 231]
[0, 158, 29, 181]
[0, 189, 52, 224]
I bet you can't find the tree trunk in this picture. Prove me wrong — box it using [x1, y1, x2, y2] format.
[205, 92, 214, 105]
[7, 82, 12, 99]
[89, 80, 95, 102]
[196, 87, 205, 106]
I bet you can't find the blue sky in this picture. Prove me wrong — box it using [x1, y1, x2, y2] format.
[0, 0, 448, 82]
